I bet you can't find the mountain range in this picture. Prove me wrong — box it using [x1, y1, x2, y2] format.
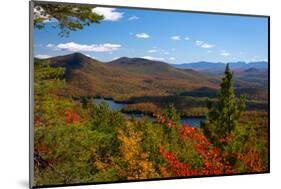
[35, 53, 268, 101]
[44, 53, 220, 100]
[172, 61, 268, 72]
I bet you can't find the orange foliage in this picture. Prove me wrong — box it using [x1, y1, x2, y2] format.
[237, 149, 266, 172]
[35, 143, 52, 155]
[63, 109, 80, 124]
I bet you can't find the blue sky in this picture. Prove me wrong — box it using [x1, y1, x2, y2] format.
[34, 6, 268, 64]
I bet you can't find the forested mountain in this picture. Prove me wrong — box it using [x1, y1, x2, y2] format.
[41, 53, 219, 100]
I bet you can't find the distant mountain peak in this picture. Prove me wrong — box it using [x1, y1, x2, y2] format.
[71, 52, 85, 56]
[64, 52, 94, 60]
[244, 67, 260, 72]
[109, 57, 166, 66]
[173, 61, 268, 71]
[49, 52, 98, 68]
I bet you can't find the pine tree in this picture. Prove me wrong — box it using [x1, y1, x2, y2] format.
[81, 96, 89, 109]
[34, 3, 104, 37]
[202, 64, 245, 148]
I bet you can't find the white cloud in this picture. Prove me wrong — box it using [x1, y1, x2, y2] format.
[35, 54, 51, 59]
[148, 49, 158, 53]
[142, 56, 165, 61]
[163, 51, 170, 55]
[92, 7, 123, 21]
[32, 7, 58, 24]
[220, 50, 231, 57]
[250, 57, 268, 62]
[195, 40, 215, 48]
[169, 57, 175, 61]
[171, 48, 176, 51]
[128, 15, 139, 21]
[201, 43, 215, 48]
[43, 18, 58, 24]
[48, 42, 121, 52]
[184, 37, 190, 40]
[46, 43, 55, 48]
[195, 40, 204, 46]
[136, 32, 150, 39]
[171, 36, 181, 40]
[112, 57, 120, 60]
[34, 6, 49, 20]
[85, 54, 96, 59]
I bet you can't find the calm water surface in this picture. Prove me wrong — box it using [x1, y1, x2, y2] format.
[94, 98, 204, 128]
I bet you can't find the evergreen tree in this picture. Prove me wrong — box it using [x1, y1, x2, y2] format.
[202, 64, 245, 148]
[34, 3, 104, 37]
[81, 96, 89, 109]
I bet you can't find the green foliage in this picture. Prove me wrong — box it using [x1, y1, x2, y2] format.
[132, 119, 166, 171]
[81, 96, 89, 109]
[34, 3, 104, 37]
[164, 106, 202, 168]
[93, 168, 119, 182]
[90, 102, 128, 158]
[202, 64, 246, 147]
[34, 125, 97, 185]
[91, 102, 126, 132]
[34, 103, 127, 185]
[226, 124, 256, 153]
[225, 123, 268, 172]
[34, 124, 122, 185]
[164, 104, 180, 123]
[34, 59, 69, 127]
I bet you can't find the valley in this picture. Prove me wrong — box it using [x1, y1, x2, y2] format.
[40, 52, 268, 118]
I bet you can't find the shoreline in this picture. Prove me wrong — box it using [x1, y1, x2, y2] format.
[73, 95, 207, 119]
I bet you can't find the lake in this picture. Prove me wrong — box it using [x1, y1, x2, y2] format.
[94, 98, 204, 128]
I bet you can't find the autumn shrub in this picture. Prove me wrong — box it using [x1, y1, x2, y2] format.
[90, 102, 126, 132]
[130, 118, 166, 174]
[34, 125, 98, 185]
[224, 124, 267, 172]
[159, 124, 238, 177]
[117, 125, 158, 180]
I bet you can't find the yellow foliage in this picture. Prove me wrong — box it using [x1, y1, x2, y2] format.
[117, 126, 157, 180]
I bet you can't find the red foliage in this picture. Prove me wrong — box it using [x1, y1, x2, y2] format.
[160, 124, 238, 176]
[35, 116, 43, 126]
[219, 134, 234, 145]
[154, 113, 175, 128]
[159, 146, 191, 176]
[64, 109, 80, 124]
